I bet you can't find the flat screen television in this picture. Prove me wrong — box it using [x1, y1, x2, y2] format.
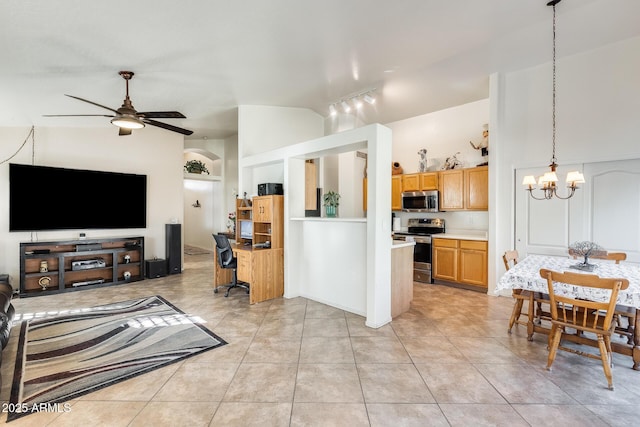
[9, 163, 147, 231]
[240, 220, 253, 240]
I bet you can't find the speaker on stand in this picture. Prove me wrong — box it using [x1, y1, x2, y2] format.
[165, 223, 182, 275]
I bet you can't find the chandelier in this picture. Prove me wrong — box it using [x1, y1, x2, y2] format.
[522, 0, 584, 200]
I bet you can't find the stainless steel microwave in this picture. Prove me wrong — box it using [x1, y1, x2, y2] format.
[401, 190, 439, 212]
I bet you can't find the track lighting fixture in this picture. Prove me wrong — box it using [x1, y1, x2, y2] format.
[328, 89, 377, 117]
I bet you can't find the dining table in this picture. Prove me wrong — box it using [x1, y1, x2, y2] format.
[496, 254, 640, 370]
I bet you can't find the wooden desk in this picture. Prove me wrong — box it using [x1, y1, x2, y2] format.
[213, 243, 283, 304]
[497, 254, 640, 369]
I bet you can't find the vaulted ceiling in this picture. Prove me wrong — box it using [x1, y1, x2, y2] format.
[2, 0, 639, 139]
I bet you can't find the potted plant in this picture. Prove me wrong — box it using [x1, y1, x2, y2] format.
[184, 159, 209, 175]
[323, 191, 340, 218]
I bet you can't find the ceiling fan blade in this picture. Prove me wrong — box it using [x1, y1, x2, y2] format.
[137, 111, 186, 119]
[64, 94, 119, 114]
[143, 119, 193, 136]
[119, 127, 133, 136]
[43, 114, 115, 117]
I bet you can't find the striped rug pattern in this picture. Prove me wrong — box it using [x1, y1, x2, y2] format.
[8, 295, 226, 422]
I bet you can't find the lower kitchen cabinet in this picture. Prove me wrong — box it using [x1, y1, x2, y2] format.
[458, 240, 487, 287]
[432, 239, 458, 282]
[432, 238, 487, 288]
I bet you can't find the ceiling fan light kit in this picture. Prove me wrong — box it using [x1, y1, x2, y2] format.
[44, 70, 193, 136]
[522, 0, 585, 201]
[111, 116, 145, 130]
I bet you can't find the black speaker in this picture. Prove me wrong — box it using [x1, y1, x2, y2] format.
[165, 223, 182, 275]
[258, 183, 283, 196]
[145, 259, 167, 278]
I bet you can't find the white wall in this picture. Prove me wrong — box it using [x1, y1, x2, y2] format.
[492, 35, 640, 294]
[0, 126, 184, 287]
[237, 105, 324, 196]
[387, 99, 489, 174]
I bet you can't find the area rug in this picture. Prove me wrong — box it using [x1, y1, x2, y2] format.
[7, 295, 226, 422]
[184, 244, 212, 255]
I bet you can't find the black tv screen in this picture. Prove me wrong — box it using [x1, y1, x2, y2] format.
[9, 163, 147, 231]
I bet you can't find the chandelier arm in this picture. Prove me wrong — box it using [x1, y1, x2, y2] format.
[552, 187, 577, 200]
[526, 188, 550, 201]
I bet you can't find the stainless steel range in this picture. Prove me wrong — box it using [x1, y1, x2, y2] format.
[393, 218, 445, 284]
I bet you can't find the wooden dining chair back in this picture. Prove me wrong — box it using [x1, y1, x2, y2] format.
[539, 268, 629, 390]
[568, 250, 626, 264]
[568, 250, 633, 344]
[590, 252, 636, 344]
[504, 250, 548, 340]
[503, 250, 519, 271]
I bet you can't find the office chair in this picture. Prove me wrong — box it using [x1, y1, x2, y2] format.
[212, 234, 249, 297]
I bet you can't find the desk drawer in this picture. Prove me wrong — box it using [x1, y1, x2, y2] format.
[236, 251, 251, 283]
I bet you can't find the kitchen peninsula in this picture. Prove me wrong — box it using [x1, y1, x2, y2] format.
[391, 239, 415, 317]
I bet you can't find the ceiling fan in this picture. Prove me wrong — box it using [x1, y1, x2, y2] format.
[44, 71, 193, 136]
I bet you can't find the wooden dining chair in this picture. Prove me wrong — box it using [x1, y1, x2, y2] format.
[540, 268, 629, 391]
[569, 250, 635, 344]
[504, 250, 549, 340]
[595, 252, 636, 344]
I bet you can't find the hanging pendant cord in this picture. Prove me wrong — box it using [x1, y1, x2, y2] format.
[551, 3, 557, 165]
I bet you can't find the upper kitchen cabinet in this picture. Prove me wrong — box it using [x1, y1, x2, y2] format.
[392, 175, 402, 211]
[402, 173, 420, 192]
[420, 172, 438, 190]
[464, 166, 488, 210]
[401, 172, 438, 192]
[439, 166, 488, 211]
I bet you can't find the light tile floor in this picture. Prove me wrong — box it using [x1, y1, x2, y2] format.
[2, 252, 640, 426]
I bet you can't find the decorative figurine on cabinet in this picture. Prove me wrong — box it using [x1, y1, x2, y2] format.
[418, 148, 428, 172]
[469, 123, 489, 165]
[442, 152, 462, 170]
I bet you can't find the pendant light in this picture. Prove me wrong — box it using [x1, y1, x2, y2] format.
[522, 0, 584, 200]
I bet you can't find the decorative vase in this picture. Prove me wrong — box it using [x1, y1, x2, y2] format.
[325, 205, 336, 218]
[392, 162, 403, 175]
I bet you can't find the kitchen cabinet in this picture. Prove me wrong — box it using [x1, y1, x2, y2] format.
[432, 238, 458, 282]
[439, 166, 488, 211]
[465, 166, 489, 210]
[439, 170, 464, 210]
[402, 174, 420, 191]
[432, 237, 487, 288]
[419, 172, 438, 190]
[458, 240, 487, 287]
[392, 175, 402, 211]
[402, 172, 438, 191]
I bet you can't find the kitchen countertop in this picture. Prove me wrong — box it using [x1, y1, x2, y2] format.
[392, 240, 416, 249]
[433, 232, 488, 241]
